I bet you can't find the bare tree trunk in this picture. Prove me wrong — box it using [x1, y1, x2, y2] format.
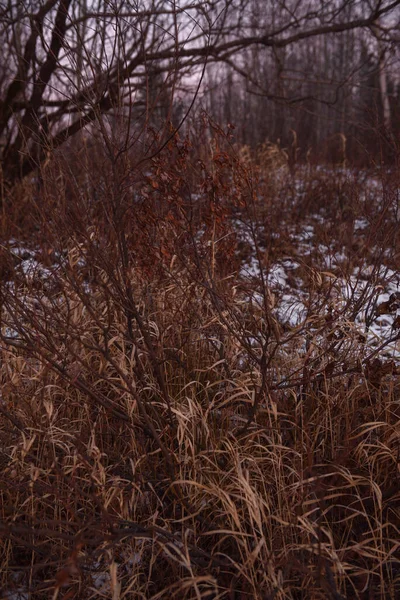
[375, 21, 393, 135]
[378, 50, 392, 132]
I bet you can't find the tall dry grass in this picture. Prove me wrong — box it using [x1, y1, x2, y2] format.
[0, 121, 399, 599]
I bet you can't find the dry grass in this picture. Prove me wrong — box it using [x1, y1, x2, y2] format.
[0, 125, 399, 599]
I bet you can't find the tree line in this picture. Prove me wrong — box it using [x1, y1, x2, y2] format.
[0, 0, 399, 188]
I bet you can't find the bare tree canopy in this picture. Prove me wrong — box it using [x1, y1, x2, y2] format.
[0, 0, 399, 183]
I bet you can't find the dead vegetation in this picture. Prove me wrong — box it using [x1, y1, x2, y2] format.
[0, 121, 399, 599]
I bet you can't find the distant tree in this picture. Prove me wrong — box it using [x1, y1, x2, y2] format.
[203, 1, 400, 162]
[1, 0, 400, 186]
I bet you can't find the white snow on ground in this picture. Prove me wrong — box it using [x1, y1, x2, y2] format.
[90, 566, 110, 591]
[318, 245, 347, 269]
[89, 551, 142, 593]
[354, 218, 369, 231]
[2, 552, 144, 599]
[268, 264, 288, 287]
[6, 241, 53, 281]
[297, 225, 314, 242]
[240, 255, 261, 279]
[237, 218, 400, 361]
[2, 571, 29, 600]
[3, 590, 29, 600]
[3, 210, 399, 363]
[277, 293, 307, 327]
